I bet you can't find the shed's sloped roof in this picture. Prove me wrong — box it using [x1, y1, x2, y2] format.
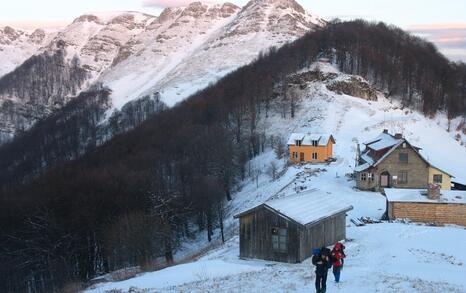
[385, 188, 466, 204]
[235, 190, 353, 226]
[287, 133, 334, 147]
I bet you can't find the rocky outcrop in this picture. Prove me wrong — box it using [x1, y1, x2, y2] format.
[327, 77, 378, 101]
[286, 68, 378, 101]
[287, 70, 338, 84]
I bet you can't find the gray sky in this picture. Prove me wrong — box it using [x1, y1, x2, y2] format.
[1, 0, 465, 61]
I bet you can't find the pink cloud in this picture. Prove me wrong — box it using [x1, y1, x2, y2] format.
[142, 0, 220, 8]
[408, 23, 466, 61]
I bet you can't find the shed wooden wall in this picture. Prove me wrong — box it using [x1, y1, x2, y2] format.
[388, 202, 466, 226]
[239, 207, 300, 263]
[298, 213, 347, 261]
[238, 207, 347, 263]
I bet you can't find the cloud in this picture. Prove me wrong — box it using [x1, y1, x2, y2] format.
[408, 24, 466, 61]
[0, 20, 68, 30]
[142, 0, 220, 8]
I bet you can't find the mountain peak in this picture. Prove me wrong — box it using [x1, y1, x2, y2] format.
[245, 0, 305, 12]
[72, 14, 104, 25]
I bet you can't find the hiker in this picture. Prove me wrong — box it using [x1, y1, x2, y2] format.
[312, 247, 333, 293]
[331, 242, 346, 283]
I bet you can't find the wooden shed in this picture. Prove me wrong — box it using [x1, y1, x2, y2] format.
[385, 187, 466, 226]
[234, 191, 353, 263]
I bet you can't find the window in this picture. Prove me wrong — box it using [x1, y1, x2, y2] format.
[368, 173, 374, 181]
[361, 173, 367, 181]
[399, 153, 408, 163]
[295, 140, 302, 146]
[272, 227, 287, 252]
[312, 140, 318, 147]
[398, 171, 408, 184]
[433, 174, 443, 184]
[292, 152, 298, 159]
[312, 152, 318, 160]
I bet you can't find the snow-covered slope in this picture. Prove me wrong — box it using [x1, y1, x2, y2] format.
[101, 0, 324, 108]
[43, 11, 157, 85]
[86, 63, 466, 293]
[0, 26, 56, 77]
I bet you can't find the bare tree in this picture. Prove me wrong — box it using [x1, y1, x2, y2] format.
[266, 161, 279, 181]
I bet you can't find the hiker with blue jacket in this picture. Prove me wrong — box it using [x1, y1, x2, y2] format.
[312, 247, 333, 293]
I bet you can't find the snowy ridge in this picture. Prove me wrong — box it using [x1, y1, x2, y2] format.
[87, 63, 466, 293]
[43, 11, 158, 83]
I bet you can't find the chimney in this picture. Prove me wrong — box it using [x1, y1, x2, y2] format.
[427, 184, 441, 200]
[383, 129, 388, 134]
[395, 133, 403, 139]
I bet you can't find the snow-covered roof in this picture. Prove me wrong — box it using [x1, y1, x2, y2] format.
[354, 163, 370, 172]
[385, 188, 466, 205]
[360, 153, 374, 165]
[235, 190, 353, 226]
[287, 133, 305, 145]
[364, 132, 402, 151]
[287, 133, 334, 147]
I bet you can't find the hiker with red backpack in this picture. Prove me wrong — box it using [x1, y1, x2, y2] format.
[331, 242, 346, 283]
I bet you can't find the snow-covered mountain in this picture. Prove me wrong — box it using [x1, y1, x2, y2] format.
[0, 0, 324, 142]
[43, 12, 157, 83]
[0, 26, 56, 77]
[102, 0, 324, 108]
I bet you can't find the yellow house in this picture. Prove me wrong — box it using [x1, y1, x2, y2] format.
[287, 133, 335, 163]
[428, 166, 452, 190]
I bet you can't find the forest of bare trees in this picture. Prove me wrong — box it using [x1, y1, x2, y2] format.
[0, 20, 465, 292]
